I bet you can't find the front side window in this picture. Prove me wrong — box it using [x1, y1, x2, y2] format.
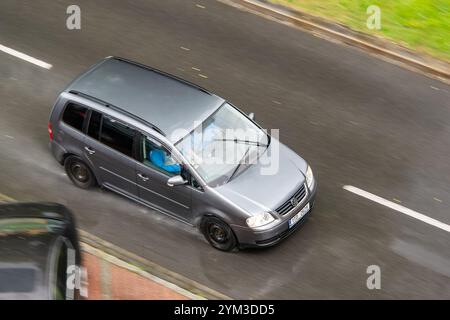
[62, 103, 87, 131]
[142, 136, 181, 176]
[100, 117, 135, 157]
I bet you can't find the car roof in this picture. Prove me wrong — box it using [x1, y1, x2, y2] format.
[0, 203, 72, 299]
[66, 57, 225, 142]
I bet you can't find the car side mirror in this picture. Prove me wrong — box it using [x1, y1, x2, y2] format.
[248, 112, 255, 120]
[167, 175, 188, 187]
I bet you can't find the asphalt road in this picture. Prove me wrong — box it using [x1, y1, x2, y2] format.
[1, 0, 449, 299]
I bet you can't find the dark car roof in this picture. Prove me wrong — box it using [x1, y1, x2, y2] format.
[0, 203, 73, 299]
[66, 57, 225, 141]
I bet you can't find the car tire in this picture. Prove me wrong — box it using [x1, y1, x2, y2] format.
[201, 216, 238, 252]
[64, 156, 96, 189]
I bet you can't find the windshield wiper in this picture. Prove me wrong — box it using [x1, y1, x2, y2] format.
[214, 138, 268, 147]
[226, 146, 251, 183]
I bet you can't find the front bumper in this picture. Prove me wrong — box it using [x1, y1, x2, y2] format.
[232, 183, 317, 248]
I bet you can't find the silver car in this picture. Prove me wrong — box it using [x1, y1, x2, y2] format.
[48, 57, 317, 251]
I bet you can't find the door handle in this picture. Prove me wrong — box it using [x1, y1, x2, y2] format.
[84, 146, 95, 155]
[137, 173, 149, 181]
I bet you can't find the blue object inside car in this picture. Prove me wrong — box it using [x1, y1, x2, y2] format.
[149, 149, 181, 174]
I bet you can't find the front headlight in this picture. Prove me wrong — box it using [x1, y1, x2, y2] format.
[246, 212, 275, 228]
[306, 165, 314, 190]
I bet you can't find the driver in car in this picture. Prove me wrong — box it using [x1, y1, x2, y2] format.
[149, 149, 182, 174]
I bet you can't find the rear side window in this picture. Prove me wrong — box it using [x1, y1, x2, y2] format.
[100, 117, 135, 157]
[62, 103, 87, 131]
[87, 111, 102, 140]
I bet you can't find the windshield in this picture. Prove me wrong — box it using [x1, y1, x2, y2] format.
[0, 218, 65, 236]
[175, 103, 269, 186]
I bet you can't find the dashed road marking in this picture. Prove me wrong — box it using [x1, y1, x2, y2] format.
[180, 46, 191, 51]
[0, 44, 52, 69]
[198, 74, 208, 79]
[192, 67, 201, 71]
[196, 4, 206, 9]
[343, 185, 450, 233]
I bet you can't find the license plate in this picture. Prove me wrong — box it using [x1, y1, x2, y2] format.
[289, 203, 310, 228]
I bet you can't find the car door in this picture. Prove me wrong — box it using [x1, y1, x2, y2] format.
[83, 111, 138, 198]
[135, 134, 192, 222]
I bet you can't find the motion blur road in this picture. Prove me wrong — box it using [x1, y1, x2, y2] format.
[1, 0, 449, 299]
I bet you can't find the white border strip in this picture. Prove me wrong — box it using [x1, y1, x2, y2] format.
[0, 193, 15, 202]
[343, 185, 450, 233]
[0, 44, 52, 69]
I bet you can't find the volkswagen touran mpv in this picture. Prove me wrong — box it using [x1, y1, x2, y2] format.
[48, 57, 317, 251]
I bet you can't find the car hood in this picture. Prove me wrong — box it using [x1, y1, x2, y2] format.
[214, 141, 308, 215]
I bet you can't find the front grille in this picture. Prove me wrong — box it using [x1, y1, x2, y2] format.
[275, 184, 307, 215]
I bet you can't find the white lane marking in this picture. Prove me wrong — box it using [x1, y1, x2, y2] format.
[180, 46, 191, 51]
[343, 185, 450, 233]
[0, 44, 52, 69]
[198, 74, 208, 79]
[196, 4, 206, 9]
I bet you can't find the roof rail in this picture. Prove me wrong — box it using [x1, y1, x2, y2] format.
[109, 56, 212, 96]
[68, 90, 165, 135]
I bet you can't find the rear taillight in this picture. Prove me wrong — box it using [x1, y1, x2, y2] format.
[48, 122, 53, 140]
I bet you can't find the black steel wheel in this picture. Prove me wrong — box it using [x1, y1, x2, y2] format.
[201, 216, 238, 252]
[64, 155, 96, 189]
